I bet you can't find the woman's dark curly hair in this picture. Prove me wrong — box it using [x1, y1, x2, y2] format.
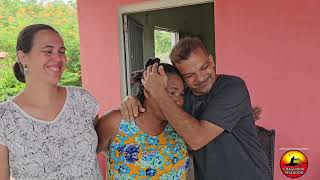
[131, 58, 182, 103]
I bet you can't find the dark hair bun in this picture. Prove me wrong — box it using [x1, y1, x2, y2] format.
[145, 58, 160, 68]
[13, 62, 25, 83]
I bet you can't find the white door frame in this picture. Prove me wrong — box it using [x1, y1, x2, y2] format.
[118, 0, 214, 98]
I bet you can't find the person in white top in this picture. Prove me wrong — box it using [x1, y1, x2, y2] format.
[0, 24, 102, 180]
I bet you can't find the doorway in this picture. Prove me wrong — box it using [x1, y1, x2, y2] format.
[119, 0, 215, 97]
[119, 1, 215, 179]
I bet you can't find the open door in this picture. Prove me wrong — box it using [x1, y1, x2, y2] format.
[123, 15, 144, 95]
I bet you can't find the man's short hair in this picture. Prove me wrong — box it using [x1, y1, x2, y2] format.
[170, 36, 208, 65]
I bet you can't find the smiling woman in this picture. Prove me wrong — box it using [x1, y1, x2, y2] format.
[0, 0, 81, 102]
[0, 24, 102, 180]
[13, 24, 65, 84]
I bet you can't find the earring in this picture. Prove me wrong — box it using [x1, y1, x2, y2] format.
[24, 65, 29, 75]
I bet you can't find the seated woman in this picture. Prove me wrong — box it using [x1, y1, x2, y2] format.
[96, 58, 190, 179]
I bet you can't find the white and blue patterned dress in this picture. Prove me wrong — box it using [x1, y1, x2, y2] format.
[0, 87, 102, 180]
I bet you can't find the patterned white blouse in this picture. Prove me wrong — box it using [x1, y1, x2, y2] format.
[0, 87, 102, 180]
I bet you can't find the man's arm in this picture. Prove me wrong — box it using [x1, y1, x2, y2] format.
[142, 64, 224, 150]
[155, 90, 224, 150]
[118, 93, 224, 150]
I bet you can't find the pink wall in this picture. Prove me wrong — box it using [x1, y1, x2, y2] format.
[215, 0, 320, 179]
[77, 0, 135, 113]
[77, 0, 319, 179]
[77, 1, 146, 179]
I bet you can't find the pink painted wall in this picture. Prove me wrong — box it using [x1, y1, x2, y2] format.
[76, 1, 146, 179]
[77, 0, 320, 179]
[215, 0, 320, 179]
[77, 0, 145, 114]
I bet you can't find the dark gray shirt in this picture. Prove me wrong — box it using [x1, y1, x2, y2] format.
[184, 75, 272, 180]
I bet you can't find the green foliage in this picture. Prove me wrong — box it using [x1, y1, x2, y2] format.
[0, 0, 81, 102]
[154, 30, 173, 61]
[0, 54, 25, 101]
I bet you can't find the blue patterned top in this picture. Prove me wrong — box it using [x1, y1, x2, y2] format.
[106, 120, 189, 180]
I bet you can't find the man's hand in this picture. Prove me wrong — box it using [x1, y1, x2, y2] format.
[253, 105, 262, 121]
[120, 96, 145, 120]
[141, 63, 168, 97]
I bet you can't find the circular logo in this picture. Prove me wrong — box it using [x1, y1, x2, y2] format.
[280, 150, 308, 178]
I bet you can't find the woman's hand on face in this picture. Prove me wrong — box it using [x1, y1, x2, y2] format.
[120, 96, 145, 120]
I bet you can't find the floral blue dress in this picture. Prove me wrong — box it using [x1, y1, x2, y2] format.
[106, 120, 189, 179]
